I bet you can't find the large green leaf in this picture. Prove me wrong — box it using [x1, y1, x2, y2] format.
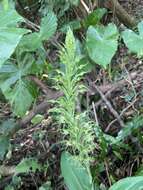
[19, 11, 57, 51]
[0, 52, 37, 116]
[86, 23, 119, 68]
[61, 152, 94, 190]
[19, 33, 41, 52]
[39, 11, 57, 41]
[0, 8, 23, 27]
[0, 9, 28, 67]
[109, 176, 143, 190]
[122, 21, 143, 57]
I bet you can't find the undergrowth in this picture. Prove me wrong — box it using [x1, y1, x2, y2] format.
[0, 0, 143, 190]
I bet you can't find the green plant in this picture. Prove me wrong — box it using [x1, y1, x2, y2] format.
[1, 1, 143, 189]
[15, 157, 42, 174]
[61, 151, 143, 190]
[52, 28, 95, 165]
[122, 21, 143, 57]
[18, 10, 57, 51]
[0, 7, 28, 67]
[0, 7, 57, 116]
[86, 23, 119, 69]
[61, 151, 95, 190]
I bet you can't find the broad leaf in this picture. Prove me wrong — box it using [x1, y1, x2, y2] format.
[7, 80, 34, 117]
[39, 11, 57, 41]
[116, 116, 143, 142]
[86, 23, 119, 68]
[19, 33, 41, 52]
[19, 11, 57, 51]
[0, 9, 23, 27]
[0, 9, 28, 67]
[109, 176, 143, 190]
[122, 21, 143, 57]
[61, 152, 94, 190]
[0, 52, 37, 116]
[15, 158, 41, 174]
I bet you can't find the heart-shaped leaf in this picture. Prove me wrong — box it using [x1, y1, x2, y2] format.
[122, 21, 143, 57]
[86, 23, 119, 68]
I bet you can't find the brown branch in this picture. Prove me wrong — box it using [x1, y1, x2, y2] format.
[89, 71, 143, 95]
[97, 0, 137, 28]
[7, 91, 63, 137]
[93, 85, 125, 127]
[28, 75, 53, 96]
[19, 91, 63, 127]
[8, 71, 143, 137]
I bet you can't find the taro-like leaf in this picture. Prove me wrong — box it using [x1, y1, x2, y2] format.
[86, 23, 119, 68]
[122, 21, 143, 57]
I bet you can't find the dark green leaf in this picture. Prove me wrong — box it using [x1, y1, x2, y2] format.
[83, 8, 107, 28]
